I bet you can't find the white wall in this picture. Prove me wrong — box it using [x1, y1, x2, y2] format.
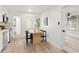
[40, 6, 65, 48]
[21, 13, 39, 37]
[0, 6, 8, 22]
[8, 11, 22, 23]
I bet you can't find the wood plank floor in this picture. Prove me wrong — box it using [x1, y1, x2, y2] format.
[65, 36, 79, 52]
[2, 36, 66, 53]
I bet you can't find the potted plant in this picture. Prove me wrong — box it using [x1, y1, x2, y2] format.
[35, 18, 40, 32]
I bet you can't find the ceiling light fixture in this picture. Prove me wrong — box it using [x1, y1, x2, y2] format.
[28, 9, 32, 12]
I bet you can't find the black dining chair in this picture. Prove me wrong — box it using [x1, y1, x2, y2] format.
[25, 31, 33, 45]
[40, 30, 47, 42]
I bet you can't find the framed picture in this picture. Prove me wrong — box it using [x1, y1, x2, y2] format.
[44, 16, 48, 26]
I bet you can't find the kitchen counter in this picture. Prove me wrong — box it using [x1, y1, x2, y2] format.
[0, 29, 9, 32]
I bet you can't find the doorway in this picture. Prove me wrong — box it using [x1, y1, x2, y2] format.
[13, 16, 21, 37]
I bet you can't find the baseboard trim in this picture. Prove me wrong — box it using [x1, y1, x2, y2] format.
[63, 46, 78, 53]
[66, 33, 79, 39]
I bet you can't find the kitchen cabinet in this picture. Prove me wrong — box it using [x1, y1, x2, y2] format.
[9, 29, 14, 41]
[0, 31, 3, 52]
[0, 29, 9, 52]
[3, 31, 7, 48]
[3, 29, 9, 47]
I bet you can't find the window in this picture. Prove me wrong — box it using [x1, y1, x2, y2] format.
[67, 16, 78, 31]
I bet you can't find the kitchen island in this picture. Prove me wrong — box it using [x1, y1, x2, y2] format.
[0, 29, 9, 52]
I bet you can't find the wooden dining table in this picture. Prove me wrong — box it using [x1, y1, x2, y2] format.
[32, 32, 41, 45]
[29, 30, 41, 45]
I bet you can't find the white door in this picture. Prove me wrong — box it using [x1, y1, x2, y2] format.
[13, 16, 21, 35]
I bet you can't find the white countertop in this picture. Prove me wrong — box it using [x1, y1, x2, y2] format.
[0, 29, 9, 32]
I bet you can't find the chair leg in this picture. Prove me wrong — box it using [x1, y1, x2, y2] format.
[30, 34, 33, 44]
[45, 37, 47, 42]
[26, 39, 28, 45]
[31, 39, 33, 44]
[43, 36, 46, 42]
[43, 37, 44, 41]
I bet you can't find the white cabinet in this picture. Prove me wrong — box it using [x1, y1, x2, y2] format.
[7, 30, 9, 43]
[0, 29, 9, 52]
[3, 32, 7, 47]
[3, 30, 9, 47]
[9, 29, 14, 40]
[0, 32, 3, 52]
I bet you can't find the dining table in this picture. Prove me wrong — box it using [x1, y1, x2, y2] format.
[29, 30, 41, 45]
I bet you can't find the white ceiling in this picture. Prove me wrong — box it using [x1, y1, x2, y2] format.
[3, 5, 60, 14]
